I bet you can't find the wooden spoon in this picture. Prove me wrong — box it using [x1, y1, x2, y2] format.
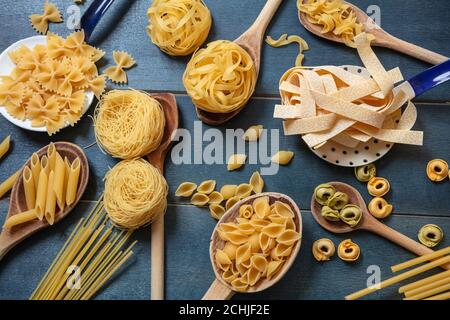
[310, 182, 450, 270]
[196, 0, 283, 126]
[146, 93, 179, 300]
[298, 0, 448, 65]
[0, 142, 89, 261]
[203, 192, 302, 300]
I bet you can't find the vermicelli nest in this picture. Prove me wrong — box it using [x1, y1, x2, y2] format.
[147, 0, 212, 56]
[94, 89, 165, 159]
[183, 40, 257, 114]
[104, 159, 168, 229]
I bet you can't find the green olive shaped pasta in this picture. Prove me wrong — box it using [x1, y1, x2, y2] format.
[314, 184, 336, 206]
[321, 206, 340, 222]
[354, 164, 376, 182]
[339, 204, 362, 227]
[418, 224, 444, 248]
[327, 191, 349, 210]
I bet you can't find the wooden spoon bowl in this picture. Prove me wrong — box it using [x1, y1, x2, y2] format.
[0, 142, 89, 261]
[203, 192, 302, 300]
[298, 0, 448, 65]
[310, 182, 450, 270]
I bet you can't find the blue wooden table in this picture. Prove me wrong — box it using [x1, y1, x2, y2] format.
[0, 0, 449, 300]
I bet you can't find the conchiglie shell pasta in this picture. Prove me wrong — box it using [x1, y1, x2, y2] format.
[215, 249, 232, 271]
[277, 230, 301, 246]
[248, 233, 261, 253]
[243, 125, 263, 141]
[271, 151, 294, 165]
[220, 184, 237, 200]
[267, 261, 283, 279]
[273, 201, 295, 218]
[236, 243, 252, 265]
[249, 217, 270, 232]
[235, 183, 253, 199]
[225, 196, 241, 211]
[231, 278, 248, 292]
[208, 191, 224, 205]
[191, 193, 209, 206]
[251, 255, 268, 273]
[249, 171, 264, 194]
[209, 204, 225, 220]
[175, 182, 197, 197]
[239, 204, 254, 219]
[227, 154, 247, 171]
[253, 196, 270, 219]
[261, 223, 285, 238]
[197, 179, 216, 194]
[246, 267, 262, 286]
[222, 269, 238, 283]
[223, 242, 238, 260]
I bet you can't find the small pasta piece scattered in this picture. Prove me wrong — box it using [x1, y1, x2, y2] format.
[220, 184, 237, 200]
[271, 151, 294, 165]
[29, 1, 63, 34]
[418, 224, 444, 248]
[209, 204, 226, 220]
[197, 179, 216, 194]
[354, 164, 376, 182]
[225, 196, 241, 211]
[104, 51, 136, 84]
[175, 182, 197, 197]
[249, 171, 264, 194]
[191, 193, 209, 206]
[339, 204, 362, 227]
[265, 34, 309, 66]
[235, 183, 253, 199]
[227, 154, 247, 171]
[367, 177, 390, 197]
[338, 239, 360, 262]
[242, 125, 263, 141]
[312, 238, 335, 262]
[426, 159, 449, 182]
[0, 136, 11, 160]
[368, 197, 393, 219]
[0, 170, 20, 199]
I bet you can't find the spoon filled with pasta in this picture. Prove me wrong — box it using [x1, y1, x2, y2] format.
[310, 181, 450, 270]
[203, 192, 302, 299]
[183, 0, 283, 126]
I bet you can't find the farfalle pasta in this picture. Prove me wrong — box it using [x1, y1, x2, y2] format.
[0, 30, 105, 135]
[29, 1, 63, 35]
[104, 51, 136, 84]
[214, 196, 300, 292]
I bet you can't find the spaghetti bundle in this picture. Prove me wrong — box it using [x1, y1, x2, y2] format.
[104, 159, 168, 229]
[183, 40, 257, 114]
[94, 90, 165, 159]
[147, 0, 212, 56]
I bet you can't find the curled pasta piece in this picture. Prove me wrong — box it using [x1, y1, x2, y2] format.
[246, 267, 262, 286]
[215, 249, 232, 271]
[266, 261, 283, 280]
[265, 34, 309, 66]
[29, 1, 63, 34]
[222, 269, 238, 284]
[277, 230, 301, 246]
[249, 218, 270, 232]
[339, 204, 362, 227]
[183, 40, 256, 114]
[314, 184, 336, 206]
[197, 179, 216, 194]
[225, 196, 240, 211]
[259, 232, 273, 253]
[220, 230, 248, 246]
[271, 243, 293, 261]
[175, 182, 197, 197]
[426, 159, 449, 182]
[147, 0, 212, 56]
[249, 171, 264, 194]
[239, 204, 254, 219]
[231, 278, 248, 292]
[238, 222, 256, 236]
[327, 191, 348, 210]
[235, 183, 253, 199]
[190, 192, 209, 206]
[235, 243, 252, 265]
[321, 206, 340, 222]
[354, 164, 377, 182]
[367, 177, 390, 197]
[272, 201, 294, 218]
[312, 238, 336, 262]
[418, 224, 444, 248]
[253, 196, 270, 219]
[227, 154, 247, 171]
[338, 239, 361, 262]
[104, 51, 136, 84]
[209, 204, 225, 220]
[208, 191, 224, 205]
[250, 255, 268, 274]
[220, 184, 237, 200]
[368, 197, 393, 219]
[261, 223, 285, 238]
[271, 151, 294, 165]
[243, 125, 264, 142]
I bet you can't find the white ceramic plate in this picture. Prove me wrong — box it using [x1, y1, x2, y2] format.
[0, 35, 94, 133]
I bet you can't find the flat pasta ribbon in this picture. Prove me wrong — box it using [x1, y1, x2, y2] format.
[104, 51, 136, 84]
[29, 1, 63, 34]
[265, 34, 309, 66]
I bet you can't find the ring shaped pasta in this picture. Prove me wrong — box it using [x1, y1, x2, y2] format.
[368, 197, 393, 219]
[426, 159, 449, 182]
[367, 177, 390, 197]
[354, 164, 377, 182]
[339, 204, 362, 227]
[183, 40, 257, 114]
[104, 159, 168, 229]
[147, 0, 212, 56]
[94, 89, 165, 159]
[312, 238, 335, 262]
[314, 184, 336, 206]
[338, 239, 360, 262]
[418, 224, 444, 248]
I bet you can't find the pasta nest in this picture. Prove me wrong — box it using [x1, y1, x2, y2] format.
[104, 159, 168, 229]
[147, 0, 212, 56]
[183, 40, 256, 114]
[93, 89, 166, 159]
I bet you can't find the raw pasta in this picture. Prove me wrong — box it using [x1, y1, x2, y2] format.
[271, 151, 294, 165]
[209, 204, 226, 220]
[30, 153, 41, 190]
[249, 171, 264, 194]
[0, 170, 20, 199]
[191, 193, 209, 207]
[208, 191, 224, 205]
[147, 0, 212, 56]
[35, 170, 48, 220]
[104, 51, 136, 84]
[53, 152, 66, 210]
[0, 136, 10, 160]
[243, 125, 263, 142]
[3, 209, 38, 229]
[197, 180, 216, 194]
[66, 158, 81, 206]
[220, 185, 237, 200]
[235, 184, 253, 199]
[44, 171, 57, 225]
[23, 166, 36, 210]
[227, 154, 247, 171]
[266, 34, 309, 66]
[175, 182, 197, 197]
[183, 40, 257, 114]
[29, 1, 63, 35]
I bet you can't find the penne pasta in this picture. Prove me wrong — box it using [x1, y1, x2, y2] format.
[66, 158, 81, 206]
[0, 135, 11, 160]
[35, 170, 48, 220]
[47, 143, 56, 171]
[40, 155, 49, 175]
[45, 171, 57, 225]
[3, 209, 38, 229]
[23, 166, 36, 210]
[0, 170, 20, 199]
[53, 152, 66, 211]
[30, 153, 41, 190]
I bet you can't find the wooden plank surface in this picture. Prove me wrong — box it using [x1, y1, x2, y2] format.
[0, 0, 449, 100]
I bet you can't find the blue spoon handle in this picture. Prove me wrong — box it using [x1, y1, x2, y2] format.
[408, 59, 450, 98]
[80, 0, 115, 41]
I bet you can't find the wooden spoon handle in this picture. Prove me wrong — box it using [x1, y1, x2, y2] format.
[240, 0, 283, 41]
[364, 221, 450, 270]
[151, 216, 164, 300]
[376, 35, 448, 65]
[202, 279, 235, 300]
